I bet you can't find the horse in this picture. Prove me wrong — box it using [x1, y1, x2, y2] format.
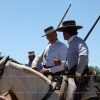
[0, 57, 100, 100]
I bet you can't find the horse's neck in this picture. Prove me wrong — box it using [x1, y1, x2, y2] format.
[6, 61, 58, 100]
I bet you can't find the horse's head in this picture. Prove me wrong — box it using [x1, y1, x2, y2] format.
[0, 56, 9, 77]
[0, 56, 13, 95]
[0, 56, 9, 65]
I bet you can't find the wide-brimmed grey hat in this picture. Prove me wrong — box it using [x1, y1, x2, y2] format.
[56, 20, 83, 32]
[41, 26, 56, 37]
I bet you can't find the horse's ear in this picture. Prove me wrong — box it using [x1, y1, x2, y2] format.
[0, 56, 9, 68]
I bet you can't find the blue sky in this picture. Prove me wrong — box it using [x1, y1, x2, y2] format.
[0, 0, 100, 67]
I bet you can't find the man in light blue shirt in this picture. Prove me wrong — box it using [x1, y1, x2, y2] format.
[32, 26, 67, 75]
[25, 51, 43, 72]
[55, 20, 89, 100]
[25, 51, 35, 67]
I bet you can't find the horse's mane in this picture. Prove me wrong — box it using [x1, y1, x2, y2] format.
[0, 56, 22, 65]
[6, 60, 51, 85]
[0, 56, 51, 84]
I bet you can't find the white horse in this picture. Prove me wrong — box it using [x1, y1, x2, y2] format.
[0, 57, 100, 100]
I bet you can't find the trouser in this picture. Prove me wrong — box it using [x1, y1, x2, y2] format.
[73, 66, 90, 100]
[59, 65, 90, 100]
[74, 78, 89, 100]
[58, 76, 68, 100]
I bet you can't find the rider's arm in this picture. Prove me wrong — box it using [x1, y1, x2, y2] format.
[75, 41, 89, 76]
[49, 44, 67, 73]
[32, 53, 43, 66]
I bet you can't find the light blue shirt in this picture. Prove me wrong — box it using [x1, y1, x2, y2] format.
[25, 61, 32, 67]
[61, 36, 89, 76]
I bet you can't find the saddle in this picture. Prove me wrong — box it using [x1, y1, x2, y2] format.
[59, 73, 99, 100]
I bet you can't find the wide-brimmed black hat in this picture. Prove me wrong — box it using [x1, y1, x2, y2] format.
[41, 26, 56, 37]
[56, 20, 83, 32]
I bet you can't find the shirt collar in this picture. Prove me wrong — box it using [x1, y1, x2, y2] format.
[67, 35, 76, 44]
[50, 40, 59, 45]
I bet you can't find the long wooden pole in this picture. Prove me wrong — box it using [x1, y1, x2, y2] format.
[36, 4, 71, 65]
[84, 15, 100, 41]
[57, 4, 71, 28]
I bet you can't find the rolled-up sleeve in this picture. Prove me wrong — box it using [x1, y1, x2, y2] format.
[75, 42, 89, 76]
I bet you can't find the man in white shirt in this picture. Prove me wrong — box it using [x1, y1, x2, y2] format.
[31, 26, 67, 75]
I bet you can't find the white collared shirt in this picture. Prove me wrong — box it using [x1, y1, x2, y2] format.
[68, 35, 76, 44]
[43, 40, 67, 73]
[33, 40, 68, 73]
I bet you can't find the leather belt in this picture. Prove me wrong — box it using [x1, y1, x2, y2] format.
[43, 65, 53, 68]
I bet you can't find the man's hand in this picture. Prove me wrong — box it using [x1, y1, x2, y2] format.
[40, 68, 49, 74]
[31, 65, 37, 70]
[75, 75, 85, 83]
[54, 59, 61, 66]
